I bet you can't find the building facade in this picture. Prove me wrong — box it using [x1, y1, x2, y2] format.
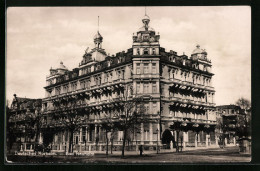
[7, 94, 42, 153]
[9, 13, 217, 153]
[216, 105, 246, 146]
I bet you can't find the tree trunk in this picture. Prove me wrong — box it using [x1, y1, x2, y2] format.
[122, 129, 127, 157]
[111, 138, 113, 154]
[69, 129, 74, 153]
[106, 130, 108, 156]
[176, 131, 179, 153]
[34, 126, 40, 152]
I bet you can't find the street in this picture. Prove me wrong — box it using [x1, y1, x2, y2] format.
[6, 146, 251, 164]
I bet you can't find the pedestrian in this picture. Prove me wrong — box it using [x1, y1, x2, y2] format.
[139, 145, 143, 156]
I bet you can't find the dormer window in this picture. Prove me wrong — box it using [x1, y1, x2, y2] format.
[144, 48, 149, 55]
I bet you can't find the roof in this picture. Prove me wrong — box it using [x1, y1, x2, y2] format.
[138, 26, 155, 32]
[216, 105, 241, 110]
[11, 95, 42, 110]
[94, 31, 103, 39]
[192, 45, 203, 55]
[57, 61, 68, 70]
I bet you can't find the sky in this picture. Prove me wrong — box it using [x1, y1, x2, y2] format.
[6, 6, 251, 106]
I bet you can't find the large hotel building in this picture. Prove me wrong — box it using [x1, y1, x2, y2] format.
[8, 13, 217, 152]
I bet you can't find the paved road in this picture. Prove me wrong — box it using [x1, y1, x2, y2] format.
[6, 146, 251, 164]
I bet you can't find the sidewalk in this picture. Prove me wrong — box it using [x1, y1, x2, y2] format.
[91, 145, 224, 156]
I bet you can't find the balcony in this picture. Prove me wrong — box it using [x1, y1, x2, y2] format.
[169, 78, 182, 84]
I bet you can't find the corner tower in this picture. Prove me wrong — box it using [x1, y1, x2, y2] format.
[132, 13, 160, 56]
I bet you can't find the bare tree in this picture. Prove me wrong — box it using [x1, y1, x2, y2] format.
[113, 84, 146, 157]
[51, 95, 87, 153]
[215, 117, 225, 147]
[100, 112, 115, 156]
[236, 98, 251, 111]
[235, 98, 251, 138]
[29, 99, 43, 153]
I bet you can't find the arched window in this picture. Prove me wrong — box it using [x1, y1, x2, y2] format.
[144, 48, 149, 55]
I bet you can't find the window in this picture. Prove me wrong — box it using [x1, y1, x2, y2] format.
[144, 63, 149, 74]
[56, 87, 61, 95]
[86, 79, 90, 88]
[121, 70, 125, 79]
[80, 81, 85, 89]
[152, 63, 156, 74]
[152, 102, 157, 112]
[136, 83, 141, 94]
[143, 83, 149, 93]
[63, 84, 69, 93]
[104, 73, 108, 83]
[152, 82, 157, 93]
[71, 82, 77, 91]
[137, 48, 140, 55]
[117, 71, 121, 79]
[144, 48, 149, 55]
[95, 76, 101, 86]
[161, 86, 164, 96]
[136, 63, 141, 74]
[145, 103, 150, 114]
[152, 48, 156, 55]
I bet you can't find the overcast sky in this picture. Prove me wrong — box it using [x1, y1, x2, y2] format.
[6, 6, 251, 106]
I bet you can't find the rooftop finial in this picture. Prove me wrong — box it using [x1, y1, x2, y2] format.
[98, 16, 99, 32]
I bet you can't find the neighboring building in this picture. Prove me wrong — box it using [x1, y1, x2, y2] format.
[216, 105, 245, 145]
[11, 12, 216, 153]
[7, 94, 42, 153]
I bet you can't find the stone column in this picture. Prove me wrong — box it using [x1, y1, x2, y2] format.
[206, 134, 209, 148]
[39, 132, 43, 144]
[174, 131, 177, 142]
[170, 131, 174, 150]
[225, 138, 227, 146]
[149, 123, 153, 144]
[183, 132, 186, 149]
[88, 126, 91, 142]
[85, 126, 88, 142]
[149, 61, 152, 74]
[157, 123, 160, 143]
[62, 132, 65, 145]
[195, 133, 198, 148]
[98, 126, 101, 142]
[94, 124, 97, 142]
[234, 137, 236, 145]
[118, 130, 121, 141]
[141, 123, 144, 144]
[215, 135, 218, 146]
[79, 127, 82, 144]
